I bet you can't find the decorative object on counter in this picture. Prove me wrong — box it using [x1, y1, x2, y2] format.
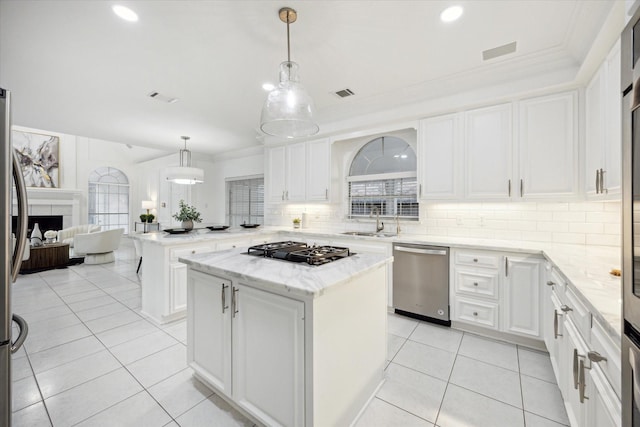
[30, 223, 43, 247]
[292, 218, 301, 229]
[206, 225, 230, 231]
[173, 199, 202, 230]
[301, 212, 308, 229]
[163, 228, 192, 235]
[259, 7, 319, 138]
[165, 136, 204, 185]
[240, 223, 260, 229]
[43, 229, 57, 244]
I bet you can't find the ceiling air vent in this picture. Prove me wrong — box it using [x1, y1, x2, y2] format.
[334, 88, 355, 98]
[482, 41, 517, 61]
[147, 91, 179, 104]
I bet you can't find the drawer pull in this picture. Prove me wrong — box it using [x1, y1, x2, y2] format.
[546, 280, 555, 287]
[560, 304, 573, 313]
[587, 351, 607, 364]
[473, 312, 478, 316]
[191, 250, 196, 254]
[473, 282, 478, 287]
[553, 309, 562, 338]
[473, 258, 478, 262]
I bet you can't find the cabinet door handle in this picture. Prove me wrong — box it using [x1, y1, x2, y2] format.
[419, 184, 422, 197]
[232, 287, 239, 318]
[221, 284, 229, 313]
[600, 168, 607, 194]
[282, 191, 285, 201]
[553, 309, 562, 338]
[560, 304, 573, 313]
[505, 257, 509, 277]
[286, 190, 289, 200]
[325, 188, 328, 200]
[595, 169, 601, 194]
[520, 179, 524, 197]
[508, 179, 511, 197]
[579, 359, 588, 403]
[573, 348, 586, 390]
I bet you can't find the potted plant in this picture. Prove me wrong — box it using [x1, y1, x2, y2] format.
[292, 218, 301, 229]
[139, 213, 149, 223]
[173, 200, 202, 230]
[147, 213, 155, 223]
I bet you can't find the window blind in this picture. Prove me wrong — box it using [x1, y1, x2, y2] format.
[348, 177, 418, 219]
[226, 177, 264, 226]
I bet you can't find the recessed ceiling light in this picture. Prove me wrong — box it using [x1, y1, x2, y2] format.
[262, 83, 275, 91]
[112, 5, 138, 22]
[440, 5, 463, 23]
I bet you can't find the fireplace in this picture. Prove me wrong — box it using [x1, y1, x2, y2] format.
[12, 215, 64, 235]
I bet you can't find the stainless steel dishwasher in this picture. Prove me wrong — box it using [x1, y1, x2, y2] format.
[393, 243, 450, 326]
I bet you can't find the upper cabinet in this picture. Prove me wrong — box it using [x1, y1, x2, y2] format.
[464, 104, 513, 200]
[585, 39, 621, 199]
[265, 138, 330, 203]
[417, 91, 579, 202]
[518, 92, 578, 198]
[418, 114, 461, 199]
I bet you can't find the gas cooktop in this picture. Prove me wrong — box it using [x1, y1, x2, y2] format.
[247, 241, 352, 266]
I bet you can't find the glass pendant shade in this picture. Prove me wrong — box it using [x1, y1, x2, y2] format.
[260, 61, 319, 138]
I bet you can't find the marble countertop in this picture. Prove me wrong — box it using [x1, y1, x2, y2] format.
[153, 226, 620, 341]
[179, 249, 392, 298]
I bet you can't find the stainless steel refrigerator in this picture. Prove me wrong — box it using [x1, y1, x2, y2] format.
[1, 87, 30, 426]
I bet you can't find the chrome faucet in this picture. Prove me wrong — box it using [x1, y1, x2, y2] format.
[395, 214, 401, 235]
[370, 207, 384, 233]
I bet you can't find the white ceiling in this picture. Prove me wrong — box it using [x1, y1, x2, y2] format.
[0, 0, 616, 156]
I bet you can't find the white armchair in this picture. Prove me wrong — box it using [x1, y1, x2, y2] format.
[57, 224, 102, 248]
[74, 228, 123, 264]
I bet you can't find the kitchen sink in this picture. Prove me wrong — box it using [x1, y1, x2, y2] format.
[341, 231, 396, 238]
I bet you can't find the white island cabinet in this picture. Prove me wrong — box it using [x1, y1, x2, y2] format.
[181, 248, 391, 427]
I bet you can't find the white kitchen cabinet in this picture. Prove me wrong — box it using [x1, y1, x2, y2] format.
[464, 104, 513, 200]
[518, 92, 578, 198]
[267, 146, 287, 202]
[306, 138, 331, 201]
[141, 242, 214, 324]
[560, 319, 588, 427]
[232, 284, 305, 427]
[503, 255, 541, 338]
[188, 271, 305, 427]
[266, 139, 331, 203]
[585, 364, 622, 427]
[418, 114, 461, 199]
[451, 249, 543, 340]
[586, 39, 622, 198]
[188, 272, 231, 395]
[286, 142, 307, 201]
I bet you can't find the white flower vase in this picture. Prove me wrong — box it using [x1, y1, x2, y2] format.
[30, 223, 43, 247]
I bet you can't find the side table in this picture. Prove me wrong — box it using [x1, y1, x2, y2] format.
[135, 222, 160, 233]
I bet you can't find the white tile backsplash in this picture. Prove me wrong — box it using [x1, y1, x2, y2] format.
[266, 201, 621, 247]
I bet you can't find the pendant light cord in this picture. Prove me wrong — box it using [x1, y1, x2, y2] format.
[286, 9, 291, 63]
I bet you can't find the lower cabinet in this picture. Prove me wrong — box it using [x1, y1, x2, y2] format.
[188, 270, 305, 427]
[451, 249, 542, 339]
[542, 265, 622, 427]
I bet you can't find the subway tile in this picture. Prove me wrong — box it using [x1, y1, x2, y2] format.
[552, 211, 585, 222]
[551, 232, 586, 245]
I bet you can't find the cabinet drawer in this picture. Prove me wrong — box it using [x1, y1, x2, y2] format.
[171, 245, 214, 262]
[216, 239, 249, 251]
[564, 287, 591, 340]
[454, 297, 498, 330]
[455, 270, 499, 299]
[590, 317, 621, 399]
[545, 267, 566, 294]
[455, 251, 500, 269]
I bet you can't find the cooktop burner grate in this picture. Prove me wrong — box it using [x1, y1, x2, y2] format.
[246, 241, 352, 266]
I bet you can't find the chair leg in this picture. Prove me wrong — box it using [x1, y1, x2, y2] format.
[136, 257, 142, 274]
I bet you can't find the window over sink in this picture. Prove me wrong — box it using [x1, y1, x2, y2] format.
[348, 136, 418, 219]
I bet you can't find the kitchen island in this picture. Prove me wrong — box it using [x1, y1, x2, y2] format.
[179, 247, 392, 427]
[131, 229, 276, 324]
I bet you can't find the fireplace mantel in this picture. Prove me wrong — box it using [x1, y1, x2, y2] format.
[13, 188, 82, 228]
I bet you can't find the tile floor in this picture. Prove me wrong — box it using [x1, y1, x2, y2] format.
[10, 238, 569, 426]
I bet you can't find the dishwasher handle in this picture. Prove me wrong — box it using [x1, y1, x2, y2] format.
[394, 246, 447, 256]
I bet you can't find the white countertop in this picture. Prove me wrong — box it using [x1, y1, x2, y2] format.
[179, 248, 391, 298]
[141, 226, 621, 341]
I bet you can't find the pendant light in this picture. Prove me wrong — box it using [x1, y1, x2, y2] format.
[165, 136, 204, 185]
[260, 7, 319, 139]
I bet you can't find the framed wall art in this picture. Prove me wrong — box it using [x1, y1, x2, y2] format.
[12, 130, 60, 188]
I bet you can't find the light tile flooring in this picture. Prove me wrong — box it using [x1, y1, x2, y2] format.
[10, 239, 569, 426]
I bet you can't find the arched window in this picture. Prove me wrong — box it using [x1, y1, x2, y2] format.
[348, 136, 418, 218]
[88, 167, 130, 233]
